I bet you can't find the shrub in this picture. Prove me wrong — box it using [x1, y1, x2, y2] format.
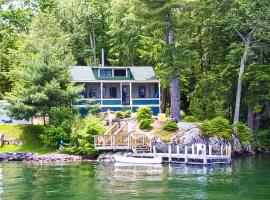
[137, 107, 152, 121]
[183, 115, 199, 122]
[115, 111, 124, 118]
[252, 129, 270, 150]
[68, 114, 106, 155]
[40, 107, 75, 147]
[139, 119, 152, 130]
[234, 122, 252, 144]
[180, 110, 186, 118]
[124, 110, 132, 118]
[201, 116, 232, 140]
[163, 121, 178, 132]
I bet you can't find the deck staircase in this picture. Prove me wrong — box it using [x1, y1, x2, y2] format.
[94, 118, 153, 153]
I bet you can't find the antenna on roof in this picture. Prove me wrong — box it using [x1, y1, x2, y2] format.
[101, 48, 105, 67]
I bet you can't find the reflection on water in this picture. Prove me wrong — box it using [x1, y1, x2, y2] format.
[0, 156, 269, 200]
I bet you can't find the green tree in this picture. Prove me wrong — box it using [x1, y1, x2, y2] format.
[5, 12, 81, 120]
[57, 0, 109, 65]
[0, 0, 34, 98]
[107, 0, 143, 65]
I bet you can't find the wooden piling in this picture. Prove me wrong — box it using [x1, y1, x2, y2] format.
[177, 145, 180, 155]
[184, 145, 188, 163]
[209, 145, 212, 156]
[203, 144, 207, 165]
[153, 145, 156, 157]
[221, 144, 223, 156]
[168, 145, 172, 162]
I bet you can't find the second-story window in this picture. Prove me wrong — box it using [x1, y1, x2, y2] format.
[114, 69, 126, 77]
[100, 69, 112, 77]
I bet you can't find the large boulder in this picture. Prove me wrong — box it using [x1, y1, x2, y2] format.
[156, 122, 251, 155]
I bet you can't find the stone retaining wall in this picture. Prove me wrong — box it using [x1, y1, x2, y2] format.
[0, 152, 82, 163]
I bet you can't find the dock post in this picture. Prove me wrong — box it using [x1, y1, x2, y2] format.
[184, 145, 188, 164]
[168, 145, 172, 162]
[203, 144, 207, 165]
[221, 144, 223, 156]
[127, 135, 130, 149]
[111, 136, 113, 148]
[153, 145, 156, 157]
[192, 144, 195, 155]
[177, 145, 180, 155]
[209, 145, 212, 156]
[228, 145, 232, 163]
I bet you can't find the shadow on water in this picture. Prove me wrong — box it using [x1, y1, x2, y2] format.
[0, 156, 269, 200]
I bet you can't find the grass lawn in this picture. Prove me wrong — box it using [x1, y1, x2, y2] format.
[0, 124, 54, 154]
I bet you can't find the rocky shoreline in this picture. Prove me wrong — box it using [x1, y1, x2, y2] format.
[0, 152, 83, 163]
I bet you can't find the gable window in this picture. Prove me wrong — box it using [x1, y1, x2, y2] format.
[114, 69, 126, 77]
[100, 69, 112, 77]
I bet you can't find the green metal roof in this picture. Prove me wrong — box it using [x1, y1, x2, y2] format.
[70, 66, 95, 82]
[129, 66, 157, 81]
[70, 66, 158, 82]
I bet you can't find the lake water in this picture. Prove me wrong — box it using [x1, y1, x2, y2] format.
[0, 156, 269, 200]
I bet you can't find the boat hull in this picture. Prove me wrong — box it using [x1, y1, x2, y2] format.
[114, 155, 162, 164]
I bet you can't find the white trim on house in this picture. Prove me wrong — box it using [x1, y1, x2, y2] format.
[74, 105, 160, 108]
[132, 98, 159, 100]
[73, 80, 160, 83]
[130, 82, 133, 111]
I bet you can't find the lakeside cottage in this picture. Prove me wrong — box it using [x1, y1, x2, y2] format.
[70, 66, 161, 115]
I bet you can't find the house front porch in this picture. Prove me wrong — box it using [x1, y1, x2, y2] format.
[75, 81, 161, 115]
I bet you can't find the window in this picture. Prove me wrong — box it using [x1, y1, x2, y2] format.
[114, 69, 126, 77]
[100, 69, 112, 77]
[109, 87, 117, 98]
[138, 86, 145, 98]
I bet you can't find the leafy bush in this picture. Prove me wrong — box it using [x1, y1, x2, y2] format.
[86, 104, 100, 115]
[201, 116, 232, 139]
[115, 111, 124, 118]
[137, 107, 152, 121]
[252, 129, 270, 150]
[163, 121, 178, 132]
[139, 119, 152, 130]
[234, 122, 252, 144]
[124, 110, 132, 118]
[68, 114, 106, 155]
[183, 115, 199, 122]
[180, 110, 186, 118]
[40, 107, 75, 147]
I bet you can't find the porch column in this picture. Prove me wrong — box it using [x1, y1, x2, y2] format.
[158, 81, 161, 114]
[130, 82, 133, 111]
[100, 82, 103, 106]
[120, 82, 123, 105]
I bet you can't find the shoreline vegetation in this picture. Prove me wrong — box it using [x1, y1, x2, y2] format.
[0, 109, 269, 164]
[0, 0, 270, 162]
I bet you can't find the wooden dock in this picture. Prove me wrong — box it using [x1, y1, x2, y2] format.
[132, 143, 231, 165]
[94, 119, 232, 165]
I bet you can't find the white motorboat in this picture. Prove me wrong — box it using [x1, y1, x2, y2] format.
[114, 155, 162, 164]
